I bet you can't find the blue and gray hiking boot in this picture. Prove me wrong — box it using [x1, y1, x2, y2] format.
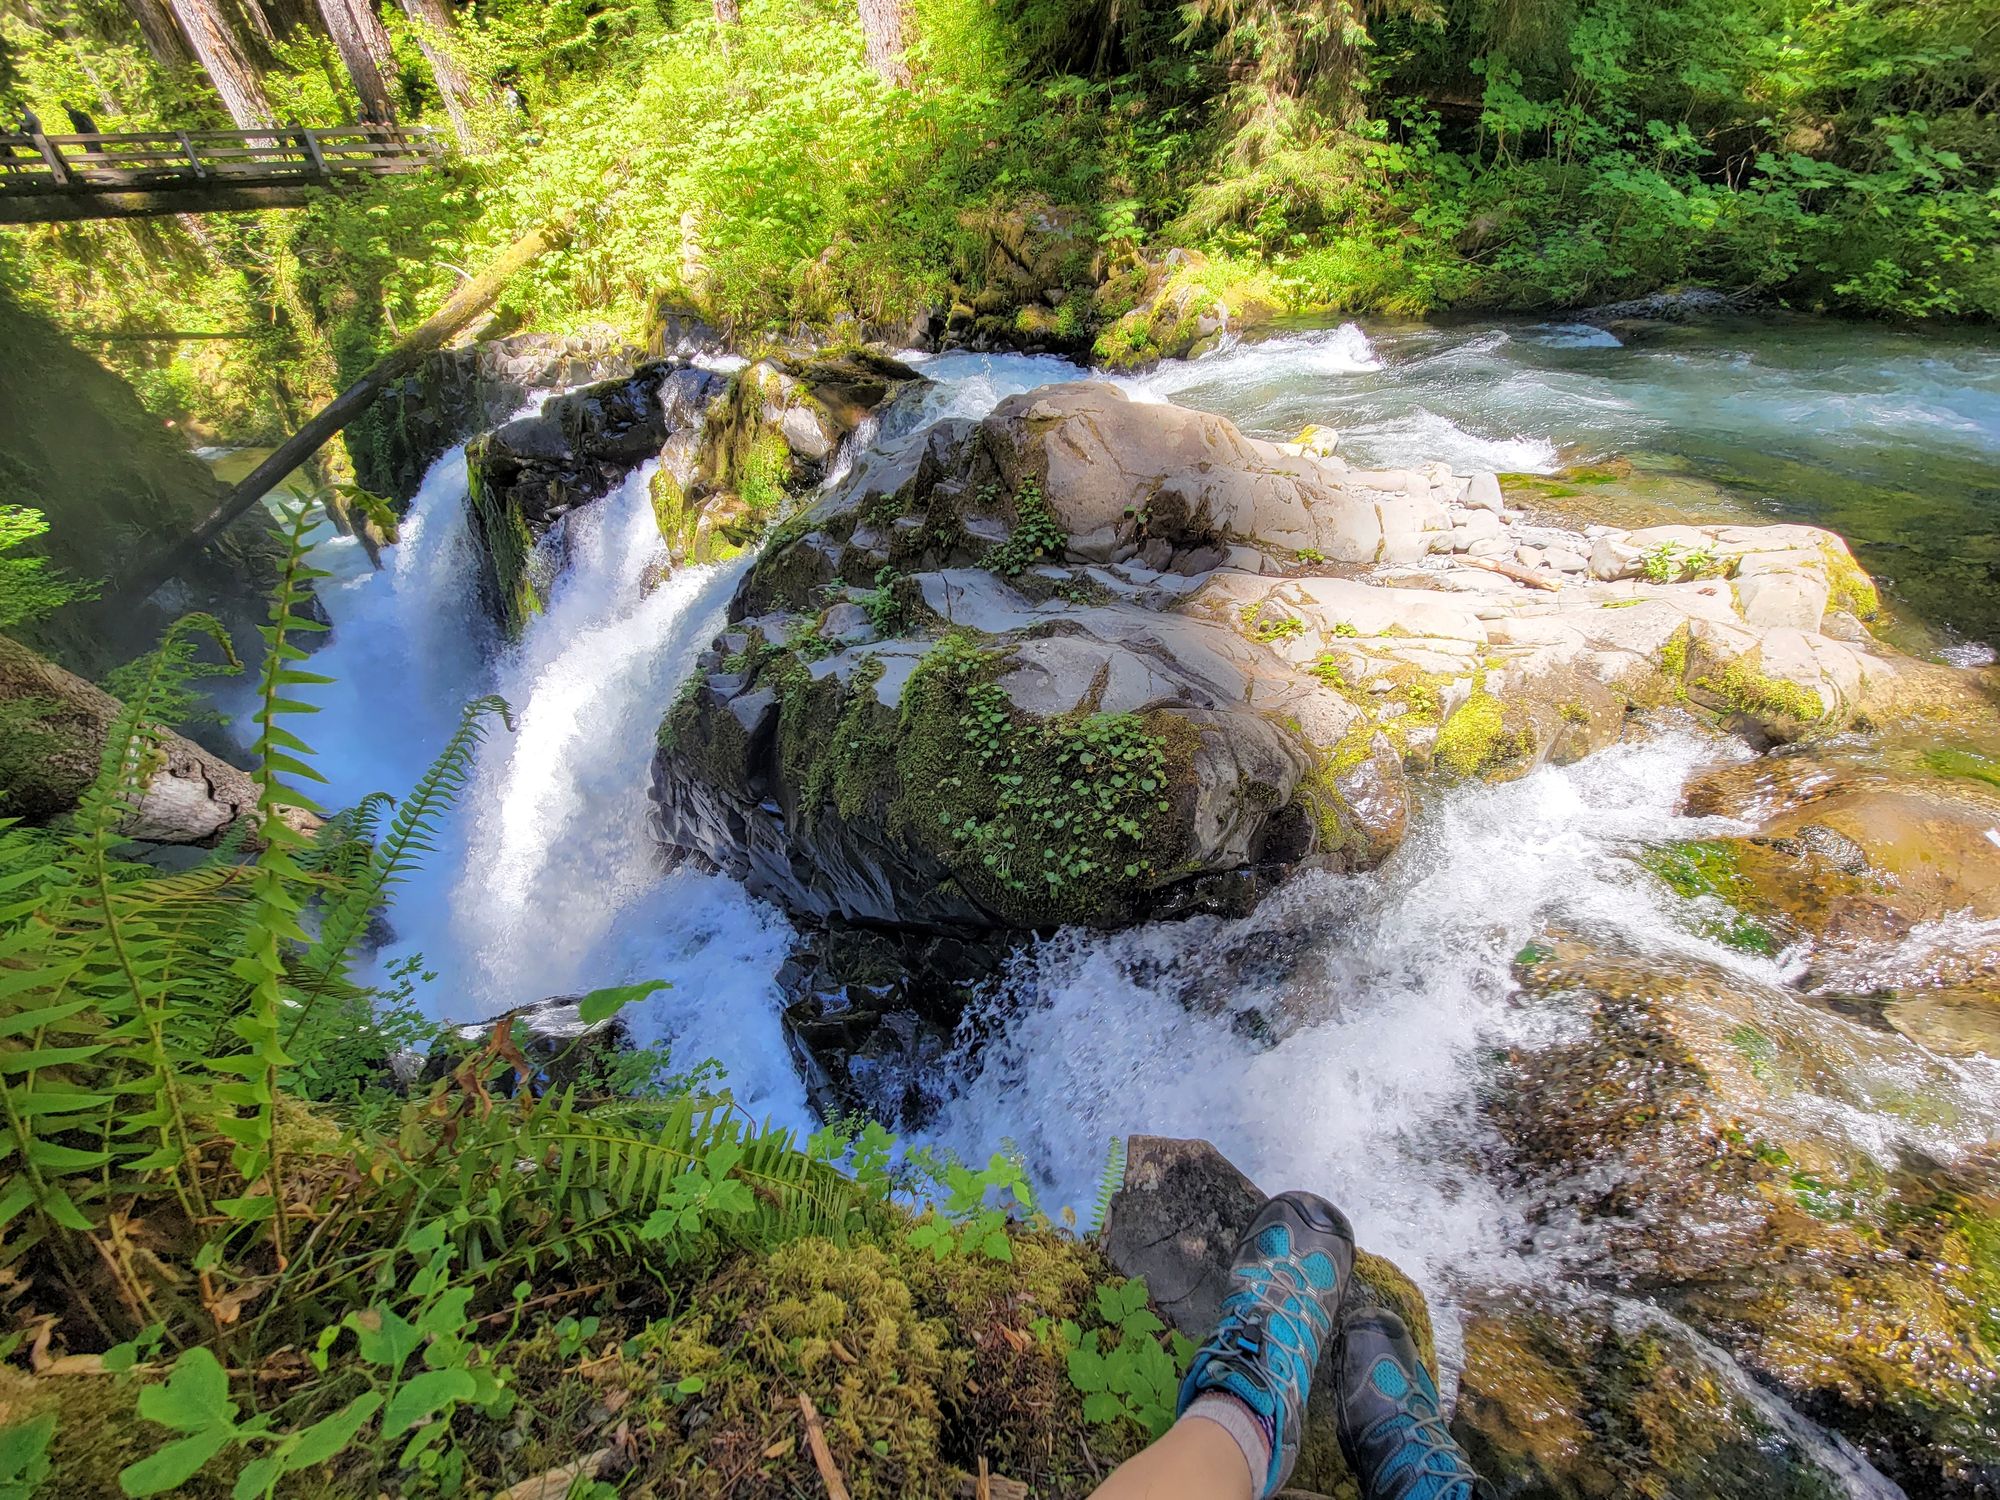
[1335, 1306, 1482, 1500]
[1176, 1191, 1355, 1497]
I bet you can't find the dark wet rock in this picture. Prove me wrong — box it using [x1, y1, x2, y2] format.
[777, 920, 1013, 1126]
[1576, 286, 1749, 326]
[420, 993, 635, 1095]
[1497, 935, 2000, 1496]
[349, 329, 643, 503]
[1455, 1290, 1876, 1500]
[1099, 1135, 1435, 1498]
[465, 360, 726, 634]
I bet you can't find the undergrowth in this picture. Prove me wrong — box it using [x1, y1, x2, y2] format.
[0, 511, 1186, 1497]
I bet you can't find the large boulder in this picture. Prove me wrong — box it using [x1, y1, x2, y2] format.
[650, 381, 1942, 938]
[349, 329, 642, 503]
[650, 383, 1440, 934]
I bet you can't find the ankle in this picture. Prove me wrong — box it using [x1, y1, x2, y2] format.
[1181, 1391, 1274, 1497]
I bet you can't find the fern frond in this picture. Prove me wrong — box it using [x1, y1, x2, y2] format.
[288, 695, 511, 1044]
[1088, 1135, 1126, 1237]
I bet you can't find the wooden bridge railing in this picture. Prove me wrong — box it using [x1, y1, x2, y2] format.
[0, 122, 444, 222]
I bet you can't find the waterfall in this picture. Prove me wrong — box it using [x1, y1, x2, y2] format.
[255, 442, 809, 1126]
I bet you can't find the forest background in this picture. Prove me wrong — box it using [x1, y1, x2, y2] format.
[0, 0, 1993, 450]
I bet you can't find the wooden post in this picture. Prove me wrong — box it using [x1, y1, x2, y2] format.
[30, 128, 70, 185]
[295, 122, 327, 176]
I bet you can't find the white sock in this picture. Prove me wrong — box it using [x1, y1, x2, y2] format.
[1182, 1392, 1274, 1497]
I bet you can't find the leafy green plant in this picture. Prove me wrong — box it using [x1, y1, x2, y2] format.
[1240, 604, 1307, 643]
[984, 478, 1068, 578]
[1057, 1278, 1195, 1439]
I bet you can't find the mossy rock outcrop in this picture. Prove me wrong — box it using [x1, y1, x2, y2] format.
[650, 382, 1451, 936]
[1498, 931, 2000, 1495]
[348, 328, 642, 503]
[462, 350, 922, 635]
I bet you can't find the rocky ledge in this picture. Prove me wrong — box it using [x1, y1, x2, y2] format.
[648, 379, 1965, 937]
[463, 348, 923, 635]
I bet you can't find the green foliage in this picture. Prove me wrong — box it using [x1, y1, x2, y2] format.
[0, 1412, 53, 1500]
[984, 478, 1068, 578]
[1640, 541, 1723, 584]
[1057, 1277, 1195, 1439]
[1088, 1135, 1125, 1236]
[901, 632, 1180, 917]
[1240, 602, 1308, 642]
[0, 506, 94, 632]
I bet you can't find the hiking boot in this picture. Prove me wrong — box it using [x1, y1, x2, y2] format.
[1176, 1191, 1355, 1497]
[1335, 1306, 1482, 1500]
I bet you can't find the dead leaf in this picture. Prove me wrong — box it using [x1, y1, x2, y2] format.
[494, 1448, 612, 1500]
[828, 1339, 857, 1366]
[601, 1387, 630, 1415]
[764, 1435, 797, 1460]
[997, 1325, 1033, 1354]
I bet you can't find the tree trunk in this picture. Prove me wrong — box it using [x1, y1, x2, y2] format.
[857, 0, 910, 85]
[317, 0, 398, 123]
[711, 0, 739, 23]
[0, 635, 315, 843]
[397, 0, 477, 147]
[124, 0, 195, 69]
[165, 0, 275, 126]
[118, 219, 566, 603]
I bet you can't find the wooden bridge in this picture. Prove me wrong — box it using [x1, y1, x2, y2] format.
[0, 122, 444, 224]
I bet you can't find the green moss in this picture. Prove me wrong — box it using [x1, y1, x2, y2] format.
[650, 464, 697, 555]
[1435, 690, 1530, 778]
[1638, 839, 1778, 954]
[739, 427, 795, 518]
[1657, 624, 1692, 699]
[1240, 602, 1307, 643]
[1924, 748, 2000, 790]
[1820, 541, 1881, 621]
[464, 438, 545, 640]
[1697, 656, 1825, 724]
[1559, 699, 1592, 725]
[887, 634, 1194, 926]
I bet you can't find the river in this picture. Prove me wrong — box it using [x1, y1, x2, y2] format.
[234, 315, 2000, 1495]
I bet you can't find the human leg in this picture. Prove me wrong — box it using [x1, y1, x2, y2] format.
[1089, 1191, 1355, 1500]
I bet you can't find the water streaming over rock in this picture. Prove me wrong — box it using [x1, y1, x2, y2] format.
[235, 322, 2000, 1496]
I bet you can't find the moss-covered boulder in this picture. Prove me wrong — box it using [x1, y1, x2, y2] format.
[1090, 251, 1282, 370]
[649, 383, 1439, 934]
[1497, 934, 2000, 1495]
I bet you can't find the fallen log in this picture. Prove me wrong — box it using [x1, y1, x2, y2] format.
[117, 220, 566, 602]
[1454, 554, 1562, 592]
[0, 633, 315, 843]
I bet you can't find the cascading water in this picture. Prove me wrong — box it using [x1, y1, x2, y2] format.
[252, 439, 809, 1124]
[240, 319, 2000, 1497]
